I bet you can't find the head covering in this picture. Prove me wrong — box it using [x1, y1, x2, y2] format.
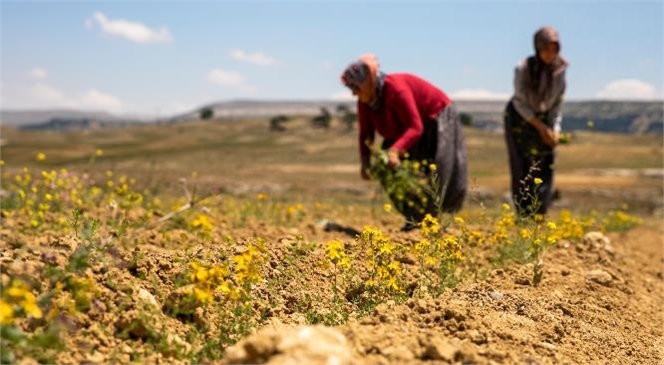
[341, 53, 384, 109]
[525, 26, 569, 103]
[534, 26, 560, 53]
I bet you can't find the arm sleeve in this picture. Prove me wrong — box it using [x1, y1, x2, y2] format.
[358, 103, 374, 164]
[548, 73, 566, 132]
[512, 64, 536, 122]
[390, 90, 424, 153]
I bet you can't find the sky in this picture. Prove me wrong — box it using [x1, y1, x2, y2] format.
[1, 1, 663, 117]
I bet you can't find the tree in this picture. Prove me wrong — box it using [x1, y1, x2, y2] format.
[336, 104, 350, 115]
[459, 112, 473, 127]
[336, 104, 357, 131]
[200, 107, 214, 120]
[310, 107, 331, 129]
[269, 115, 290, 132]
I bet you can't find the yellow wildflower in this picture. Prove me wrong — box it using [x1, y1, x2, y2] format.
[193, 288, 212, 303]
[22, 300, 43, 319]
[0, 300, 13, 324]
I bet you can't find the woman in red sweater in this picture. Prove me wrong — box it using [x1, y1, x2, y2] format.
[341, 54, 468, 231]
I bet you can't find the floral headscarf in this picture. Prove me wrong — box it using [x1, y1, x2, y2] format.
[341, 53, 384, 109]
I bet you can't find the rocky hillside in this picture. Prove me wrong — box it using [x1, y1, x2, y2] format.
[2, 100, 662, 134]
[455, 100, 663, 134]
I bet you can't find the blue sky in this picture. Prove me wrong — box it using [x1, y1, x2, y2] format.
[1, 1, 662, 117]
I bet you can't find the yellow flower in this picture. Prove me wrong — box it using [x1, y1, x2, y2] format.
[429, 163, 437, 171]
[22, 300, 43, 319]
[191, 214, 214, 232]
[386, 276, 399, 291]
[383, 203, 392, 213]
[534, 178, 543, 185]
[36, 152, 46, 161]
[195, 268, 209, 282]
[216, 282, 231, 294]
[193, 288, 212, 303]
[379, 241, 395, 255]
[337, 256, 351, 270]
[453, 216, 465, 225]
[520, 228, 532, 239]
[0, 300, 13, 324]
[420, 214, 440, 235]
[387, 260, 400, 272]
[257, 193, 267, 201]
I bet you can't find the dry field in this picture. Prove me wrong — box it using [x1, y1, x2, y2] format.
[1, 117, 662, 364]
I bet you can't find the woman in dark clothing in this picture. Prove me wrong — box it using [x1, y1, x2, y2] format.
[504, 26, 569, 218]
[340, 54, 468, 231]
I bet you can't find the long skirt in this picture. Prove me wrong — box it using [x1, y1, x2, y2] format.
[503, 100, 555, 217]
[382, 103, 468, 224]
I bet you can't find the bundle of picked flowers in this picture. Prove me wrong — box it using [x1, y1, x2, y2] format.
[369, 148, 437, 220]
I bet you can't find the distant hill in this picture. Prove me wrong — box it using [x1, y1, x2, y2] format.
[166, 99, 354, 123]
[454, 100, 663, 134]
[2, 100, 662, 134]
[0, 109, 128, 127]
[175, 99, 663, 134]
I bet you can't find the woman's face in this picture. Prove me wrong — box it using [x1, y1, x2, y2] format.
[538, 42, 559, 64]
[350, 81, 375, 104]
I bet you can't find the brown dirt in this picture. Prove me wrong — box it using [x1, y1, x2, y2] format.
[1, 120, 662, 364]
[2, 210, 662, 365]
[220, 219, 664, 365]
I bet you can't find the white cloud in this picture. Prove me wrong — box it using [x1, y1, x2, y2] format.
[88, 12, 172, 44]
[329, 89, 354, 101]
[30, 83, 67, 103]
[29, 67, 48, 80]
[78, 89, 124, 111]
[230, 50, 278, 66]
[596, 79, 662, 100]
[165, 101, 199, 115]
[449, 88, 509, 101]
[207, 68, 255, 92]
[24, 82, 124, 112]
[207, 69, 244, 86]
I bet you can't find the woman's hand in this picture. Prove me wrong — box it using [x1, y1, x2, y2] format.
[530, 117, 558, 148]
[387, 149, 401, 168]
